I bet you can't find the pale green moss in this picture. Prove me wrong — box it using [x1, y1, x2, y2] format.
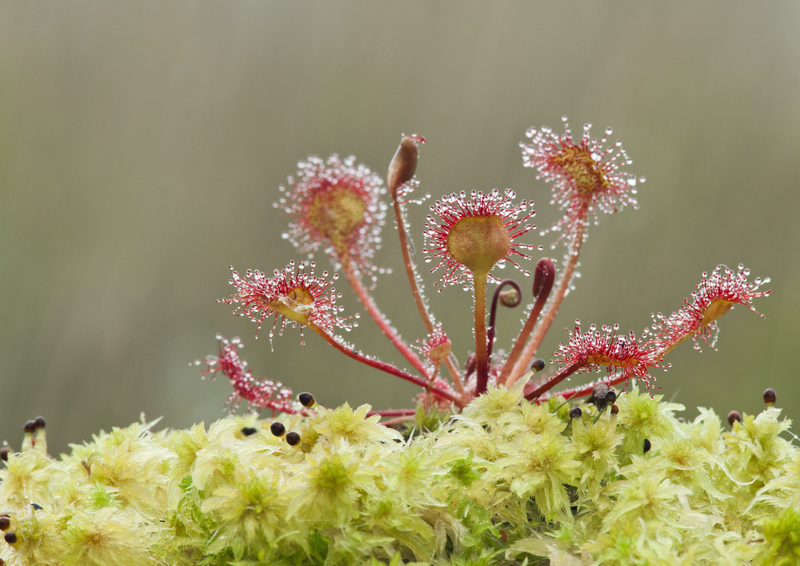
[1, 388, 798, 565]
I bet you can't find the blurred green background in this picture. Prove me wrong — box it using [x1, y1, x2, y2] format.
[2, 2, 799, 455]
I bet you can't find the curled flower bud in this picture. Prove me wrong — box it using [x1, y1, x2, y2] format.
[499, 287, 521, 308]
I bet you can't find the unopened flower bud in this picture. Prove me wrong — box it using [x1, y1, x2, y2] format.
[533, 258, 555, 300]
[388, 135, 424, 198]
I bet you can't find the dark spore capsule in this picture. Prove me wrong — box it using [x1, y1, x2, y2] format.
[285, 431, 301, 446]
[727, 410, 742, 426]
[3, 532, 16, 545]
[530, 358, 546, 373]
[569, 407, 582, 419]
[643, 439, 651, 453]
[23, 420, 36, 434]
[241, 427, 258, 437]
[610, 404, 619, 415]
[298, 392, 315, 407]
[0, 516, 9, 531]
[270, 422, 286, 437]
[763, 388, 777, 406]
[30, 503, 42, 510]
[0, 447, 8, 462]
[34, 416, 46, 430]
[605, 390, 617, 405]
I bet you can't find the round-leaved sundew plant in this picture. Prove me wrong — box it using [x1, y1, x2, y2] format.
[2, 118, 790, 566]
[205, 119, 771, 421]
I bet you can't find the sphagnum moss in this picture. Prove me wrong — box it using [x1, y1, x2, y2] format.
[2, 383, 799, 565]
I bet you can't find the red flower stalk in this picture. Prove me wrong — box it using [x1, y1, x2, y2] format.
[521, 117, 643, 247]
[651, 264, 771, 355]
[193, 335, 297, 414]
[423, 189, 538, 289]
[275, 155, 387, 274]
[526, 321, 667, 401]
[221, 261, 353, 344]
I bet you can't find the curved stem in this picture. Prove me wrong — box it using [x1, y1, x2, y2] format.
[508, 223, 586, 383]
[487, 279, 521, 361]
[341, 258, 429, 377]
[473, 272, 490, 395]
[523, 361, 582, 401]
[501, 259, 556, 387]
[308, 322, 462, 406]
[392, 183, 464, 393]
